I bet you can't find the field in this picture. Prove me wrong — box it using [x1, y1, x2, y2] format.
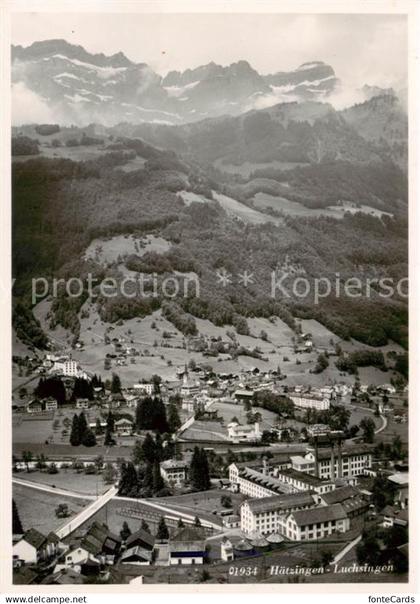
[83, 234, 171, 266]
[12, 406, 134, 447]
[253, 193, 394, 219]
[213, 158, 309, 177]
[13, 470, 109, 495]
[209, 400, 278, 431]
[13, 483, 90, 535]
[212, 191, 282, 225]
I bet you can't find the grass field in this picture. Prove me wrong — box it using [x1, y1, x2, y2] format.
[84, 234, 171, 266]
[13, 483, 90, 535]
[14, 469, 109, 495]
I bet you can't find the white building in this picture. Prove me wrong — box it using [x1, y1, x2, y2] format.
[133, 382, 154, 396]
[51, 357, 79, 377]
[289, 393, 330, 411]
[13, 529, 58, 565]
[298, 445, 374, 480]
[227, 421, 261, 443]
[160, 459, 189, 486]
[220, 539, 234, 562]
[229, 465, 294, 498]
[240, 492, 315, 535]
[275, 468, 335, 495]
[114, 418, 134, 437]
[279, 504, 350, 541]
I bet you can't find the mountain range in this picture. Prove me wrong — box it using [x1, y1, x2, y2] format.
[12, 39, 346, 125]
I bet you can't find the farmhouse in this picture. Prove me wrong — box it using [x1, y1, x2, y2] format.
[43, 397, 58, 411]
[160, 459, 189, 486]
[26, 399, 43, 414]
[279, 504, 350, 541]
[13, 529, 59, 565]
[114, 418, 134, 437]
[169, 527, 206, 565]
[120, 546, 152, 565]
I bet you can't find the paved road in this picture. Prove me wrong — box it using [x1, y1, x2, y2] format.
[55, 486, 118, 539]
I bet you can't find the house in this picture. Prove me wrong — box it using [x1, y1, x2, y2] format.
[42, 568, 85, 585]
[81, 522, 121, 560]
[120, 546, 152, 565]
[234, 389, 255, 402]
[388, 473, 409, 509]
[223, 514, 240, 529]
[169, 526, 206, 565]
[126, 528, 155, 551]
[382, 506, 409, 528]
[26, 399, 43, 414]
[160, 459, 189, 486]
[75, 399, 90, 410]
[114, 418, 134, 437]
[44, 397, 58, 411]
[64, 546, 96, 568]
[221, 538, 234, 562]
[13, 529, 59, 564]
[227, 422, 261, 443]
[279, 504, 350, 541]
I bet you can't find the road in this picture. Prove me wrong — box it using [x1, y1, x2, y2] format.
[55, 486, 118, 539]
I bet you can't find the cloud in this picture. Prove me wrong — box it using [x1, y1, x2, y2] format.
[12, 81, 55, 125]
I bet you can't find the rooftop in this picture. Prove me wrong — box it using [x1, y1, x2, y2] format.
[244, 492, 315, 514]
[290, 503, 347, 526]
[320, 486, 360, 505]
[278, 468, 328, 487]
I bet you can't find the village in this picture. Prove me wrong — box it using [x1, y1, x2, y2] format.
[11, 330, 409, 585]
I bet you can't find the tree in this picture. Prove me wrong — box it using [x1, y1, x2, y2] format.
[104, 425, 115, 447]
[94, 455, 104, 473]
[103, 463, 117, 484]
[156, 516, 169, 540]
[168, 403, 181, 433]
[95, 418, 104, 436]
[141, 519, 151, 534]
[152, 461, 165, 493]
[189, 447, 211, 491]
[55, 503, 69, 518]
[111, 373, 122, 394]
[177, 518, 185, 528]
[221, 495, 232, 508]
[194, 516, 202, 527]
[360, 417, 376, 443]
[141, 433, 156, 464]
[82, 428, 97, 448]
[70, 414, 81, 446]
[12, 499, 23, 534]
[22, 450, 33, 472]
[120, 521, 132, 542]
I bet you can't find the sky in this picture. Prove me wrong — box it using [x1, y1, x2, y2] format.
[12, 12, 407, 89]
